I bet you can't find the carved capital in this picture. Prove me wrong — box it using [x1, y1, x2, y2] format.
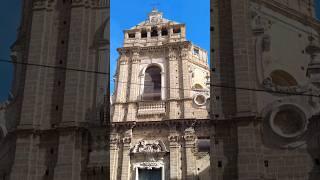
[180, 48, 189, 58]
[184, 127, 196, 142]
[110, 135, 119, 145]
[184, 134, 196, 142]
[122, 137, 131, 144]
[131, 51, 140, 63]
[119, 55, 128, 65]
[33, 0, 55, 9]
[168, 48, 177, 60]
[168, 135, 180, 143]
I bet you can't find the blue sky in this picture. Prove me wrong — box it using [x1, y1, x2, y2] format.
[0, 0, 21, 102]
[110, 0, 210, 92]
[0, 1, 319, 101]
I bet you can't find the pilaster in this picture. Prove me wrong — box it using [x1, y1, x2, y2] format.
[110, 132, 120, 180]
[127, 50, 140, 121]
[168, 128, 182, 180]
[53, 129, 85, 180]
[113, 53, 129, 122]
[10, 133, 40, 180]
[183, 127, 196, 180]
[180, 45, 192, 118]
[120, 129, 132, 180]
[115, 53, 129, 103]
[168, 48, 180, 119]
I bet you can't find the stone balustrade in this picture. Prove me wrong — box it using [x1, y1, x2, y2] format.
[137, 101, 166, 116]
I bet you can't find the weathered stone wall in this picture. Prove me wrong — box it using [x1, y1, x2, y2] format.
[0, 0, 109, 180]
[211, 0, 320, 179]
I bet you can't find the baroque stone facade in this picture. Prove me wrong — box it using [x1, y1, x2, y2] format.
[110, 9, 211, 180]
[0, 0, 109, 179]
[211, 0, 320, 179]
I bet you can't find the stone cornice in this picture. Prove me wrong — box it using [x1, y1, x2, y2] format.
[110, 116, 262, 128]
[117, 41, 192, 54]
[10, 125, 91, 136]
[251, 0, 320, 31]
[32, 0, 108, 10]
[111, 119, 211, 129]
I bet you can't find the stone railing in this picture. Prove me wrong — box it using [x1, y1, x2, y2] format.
[137, 101, 166, 116]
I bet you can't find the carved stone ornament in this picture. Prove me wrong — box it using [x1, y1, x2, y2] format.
[180, 48, 189, 58]
[110, 135, 119, 145]
[131, 52, 140, 63]
[262, 34, 271, 52]
[168, 48, 177, 60]
[184, 134, 196, 142]
[133, 161, 165, 171]
[262, 77, 312, 95]
[122, 137, 131, 144]
[33, 0, 54, 9]
[250, 3, 271, 35]
[131, 140, 168, 153]
[168, 135, 179, 143]
[184, 127, 196, 142]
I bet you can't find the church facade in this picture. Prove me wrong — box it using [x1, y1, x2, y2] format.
[110, 9, 211, 180]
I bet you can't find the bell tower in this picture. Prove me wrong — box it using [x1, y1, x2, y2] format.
[110, 9, 211, 180]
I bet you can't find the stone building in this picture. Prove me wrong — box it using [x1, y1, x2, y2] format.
[110, 9, 211, 180]
[211, 0, 320, 179]
[0, 0, 109, 179]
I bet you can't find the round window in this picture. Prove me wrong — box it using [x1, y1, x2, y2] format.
[270, 105, 307, 138]
[194, 94, 207, 106]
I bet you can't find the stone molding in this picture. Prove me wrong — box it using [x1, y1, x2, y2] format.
[32, 0, 108, 10]
[117, 41, 192, 54]
[251, 0, 320, 31]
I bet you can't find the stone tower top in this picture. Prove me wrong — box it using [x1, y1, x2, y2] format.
[148, 8, 163, 24]
[123, 9, 186, 47]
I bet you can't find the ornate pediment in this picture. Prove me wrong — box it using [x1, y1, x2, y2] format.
[131, 140, 168, 154]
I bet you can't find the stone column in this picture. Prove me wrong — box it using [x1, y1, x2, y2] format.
[180, 45, 192, 118]
[127, 50, 140, 121]
[168, 48, 180, 119]
[121, 130, 132, 180]
[112, 53, 129, 122]
[183, 127, 196, 180]
[110, 133, 120, 180]
[168, 128, 182, 179]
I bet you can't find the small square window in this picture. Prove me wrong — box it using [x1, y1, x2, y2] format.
[161, 28, 168, 36]
[193, 48, 199, 55]
[141, 30, 147, 38]
[151, 26, 158, 37]
[128, 33, 135, 38]
[173, 27, 181, 34]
